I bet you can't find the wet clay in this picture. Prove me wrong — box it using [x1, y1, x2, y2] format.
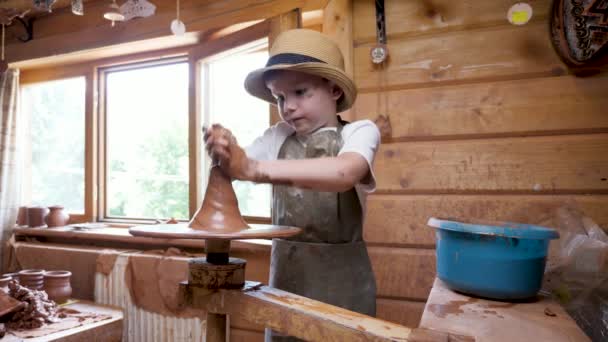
[188, 166, 248, 232]
[129, 166, 300, 240]
[428, 298, 478, 318]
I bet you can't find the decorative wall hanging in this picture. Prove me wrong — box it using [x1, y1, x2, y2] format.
[71, 0, 84, 16]
[370, 0, 388, 64]
[103, 0, 125, 27]
[170, 0, 185, 35]
[507, 3, 533, 25]
[120, 0, 156, 21]
[33, 0, 57, 12]
[550, 0, 608, 75]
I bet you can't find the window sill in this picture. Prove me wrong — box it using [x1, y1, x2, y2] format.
[13, 225, 272, 252]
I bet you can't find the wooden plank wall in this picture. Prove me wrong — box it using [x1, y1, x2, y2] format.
[352, 0, 608, 328]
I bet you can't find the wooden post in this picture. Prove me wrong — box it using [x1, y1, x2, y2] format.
[206, 313, 227, 342]
[268, 9, 302, 125]
[323, 0, 355, 122]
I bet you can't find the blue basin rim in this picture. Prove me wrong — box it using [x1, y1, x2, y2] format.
[427, 217, 559, 240]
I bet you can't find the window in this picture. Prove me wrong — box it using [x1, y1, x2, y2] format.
[19, 25, 273, 224]
[199, 39, 271, 218]
[21, 77, 86, 213]
[102, 60, 190, 220]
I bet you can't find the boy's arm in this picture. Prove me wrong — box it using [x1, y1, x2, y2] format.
[205, 124, 372, 192]
[253, 153, 370, 192]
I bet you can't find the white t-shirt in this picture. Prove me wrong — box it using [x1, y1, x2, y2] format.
[245, 119, 380, 211]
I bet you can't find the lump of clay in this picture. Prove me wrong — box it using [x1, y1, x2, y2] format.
[188, 166, 248, 232]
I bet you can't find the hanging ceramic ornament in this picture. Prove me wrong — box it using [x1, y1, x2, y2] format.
[104, 0, 125, 27]
[507, 3, 533, 26]
[120, 0, 156, 22]
[71, 0, 84, 16]
[170, 0, 185, 35]
[370, 0, 388, 64]
[33, 0, 57, 13]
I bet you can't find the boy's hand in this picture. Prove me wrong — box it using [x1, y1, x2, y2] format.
[203, 124, 257, 181]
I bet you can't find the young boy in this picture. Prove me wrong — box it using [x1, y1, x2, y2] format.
[204, 29, 380, 341]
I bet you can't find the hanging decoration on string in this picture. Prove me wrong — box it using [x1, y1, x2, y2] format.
[71, 0, 84, 16]
[170, 0, 186, 36]
[120, 0, 156, 22]
[103, 0, 125, 27]
[370, 0, 388, 64]
[33, 0, 57, 13]
[371, 0, 391, 141]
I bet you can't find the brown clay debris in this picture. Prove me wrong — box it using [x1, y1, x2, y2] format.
[544, 307, 557, 317]
[5, 280, 59, 330]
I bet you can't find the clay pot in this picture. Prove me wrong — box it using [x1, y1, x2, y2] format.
[45, 205, 70, 227]
[17, 269, 45, 290]
[27, 206, 49, 227]
[2, 272, 19, 283]
[43, 271, 72, 304]
[0, 276, 10, 294]
[16, 206, 29, 226]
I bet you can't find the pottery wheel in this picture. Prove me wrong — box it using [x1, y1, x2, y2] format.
[129, 165, 301, 241]
[129, 223, 300, 240]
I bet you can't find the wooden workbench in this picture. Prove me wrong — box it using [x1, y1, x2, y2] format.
[2, 301, 123, 342]
[420, 278, 590, 342]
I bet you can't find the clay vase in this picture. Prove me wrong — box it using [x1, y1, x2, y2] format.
[17, 269, 45, 290]
[27, 206, 49, 227]
[0, 276, 10, 294]
[45, 205, 70, 227]
[16, 206, 29, 226]
[43, 271, 72, 304]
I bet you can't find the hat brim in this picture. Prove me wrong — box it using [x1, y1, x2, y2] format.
[244, 62, 357, 113]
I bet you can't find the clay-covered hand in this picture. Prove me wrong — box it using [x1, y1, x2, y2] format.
[203, 124, 258, 181]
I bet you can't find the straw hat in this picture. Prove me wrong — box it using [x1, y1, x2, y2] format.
[244, 29, 357, 113]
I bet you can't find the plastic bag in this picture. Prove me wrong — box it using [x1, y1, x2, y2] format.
[540, 206, 608, 342]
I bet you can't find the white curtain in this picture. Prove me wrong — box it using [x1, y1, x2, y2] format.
[0, 68, 21, 270]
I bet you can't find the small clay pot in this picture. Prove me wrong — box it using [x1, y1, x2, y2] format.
[18, 269, 45, 290]
[43, 270, 72, 304]
[45, 205, 70, 227]
[27, 207, 49, 227]
[16, 206, 29, 226]
[0, 276, 10, 294]
[2, 272, 19, 281]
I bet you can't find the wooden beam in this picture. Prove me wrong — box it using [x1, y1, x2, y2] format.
[6, 0, 327, 64]
[204, 284, 471, 341]
[209, 284, 413, 341]
[354, 22, 565, 92]
[374, 134, 608, 193]
[364, 194, 608, 247]
[353, 0, 552, 43]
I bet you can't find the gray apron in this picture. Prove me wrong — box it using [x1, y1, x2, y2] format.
[265, 125, 377, 342]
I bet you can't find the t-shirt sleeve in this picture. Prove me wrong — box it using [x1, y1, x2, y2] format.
[338, 120, 380, 193]
[244, 122, 292, 161]
[245, 127, 274, 161]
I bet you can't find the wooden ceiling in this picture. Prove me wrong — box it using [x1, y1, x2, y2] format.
[0, 0, 95, 16]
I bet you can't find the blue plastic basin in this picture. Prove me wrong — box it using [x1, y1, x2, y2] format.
[427, 217, 560, 300]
